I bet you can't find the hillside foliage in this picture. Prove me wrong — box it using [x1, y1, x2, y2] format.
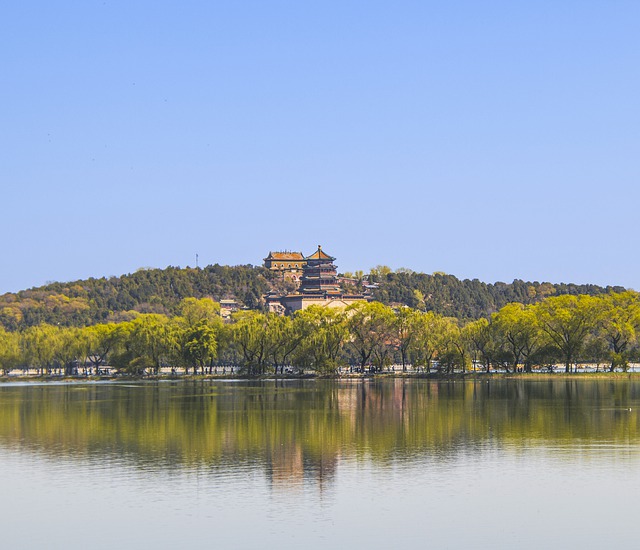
[371, 270, 625, 320]
[0, 265, 274, 330]
[0, 264, 625, 331]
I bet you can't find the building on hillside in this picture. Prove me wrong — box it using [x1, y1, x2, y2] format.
[263, 251, 306, 282]
[266, 245, 369, 315]
[220, 299, 239, 320]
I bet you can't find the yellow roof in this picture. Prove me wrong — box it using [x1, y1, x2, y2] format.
[265, 251, 305, 261]
[305, 245, 335, 261]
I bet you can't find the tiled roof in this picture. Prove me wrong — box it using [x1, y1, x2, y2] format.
[305, 245, 335, 261]
[265, 251, 305, 261]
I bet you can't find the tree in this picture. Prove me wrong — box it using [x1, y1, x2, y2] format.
[294, 306, 348, 375]
[409, 312, 449, 372]
[534, 295, 599, 373]
[53, 327, 86, 375]
[179, 320, 218, 374]
[463, 318, 494, 373]
[0, 328, 20, 375]
[598, 291, 640, 371]
[231, 311, 273, 375]
[179, 297, 221, 327]
[127, 314, 174, 374]
[83, 323, 119, 369]
[267, 315, 303, 374]
[443, 320, 469, 373]
[492, 303, 542, 373]
[20, 324, 62, 374]
[346, 302, 395, 372]
[393, 307, 421, 371]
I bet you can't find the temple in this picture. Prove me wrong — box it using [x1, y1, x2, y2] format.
[266, 245, 368, 314]
[263, 251, 306, 282]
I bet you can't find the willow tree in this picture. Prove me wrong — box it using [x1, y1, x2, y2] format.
[294, 306, 348, 375]
[534, 295, 599, 373]
[179, 320, 218, 375]
[0, 327, 20, 375]
[462, 318, 494, 373]
[20, 324, 59, 374]
[127, 314, 175, 375]
[175, 297, 222, 374]
[393, 307, 423, 371]
[598, 291, 640, 371]
[346, 301, 395, 372]
[409, 311, 450, 373]
[83, 323, 119, 369]
[231, 311, 273, 375]
[492, 303, 542, 373]
[53, 327, 86, 375]
[267, 315, 303, 374]
[179, 297, 221, 326]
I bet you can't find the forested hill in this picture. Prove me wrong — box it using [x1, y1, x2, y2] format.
[0, 265, 274, 330]
[0, 265, 626, 330]
[371, 271, 625, 319]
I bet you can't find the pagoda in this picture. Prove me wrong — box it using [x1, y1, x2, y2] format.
[299, 246, 341, 295]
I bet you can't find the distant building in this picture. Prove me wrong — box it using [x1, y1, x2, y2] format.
[220, 299, 239, 320]
[266, 245, 369, 314]
[263, 251, 306, 281]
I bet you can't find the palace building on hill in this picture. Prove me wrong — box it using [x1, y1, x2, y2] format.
[263, 251, 306, 281]
[265, 245, 369, 315]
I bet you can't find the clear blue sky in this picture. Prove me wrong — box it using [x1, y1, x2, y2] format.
[2, 1, 639, 293]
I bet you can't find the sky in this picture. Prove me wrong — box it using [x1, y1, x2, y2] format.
[2, 1, 639, 293]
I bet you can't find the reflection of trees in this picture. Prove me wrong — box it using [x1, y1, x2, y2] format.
[0, 380, 639, 488]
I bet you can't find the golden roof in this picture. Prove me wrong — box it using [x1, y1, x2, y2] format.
[265, 251, 305, 261]
[305, 245, 335, 261]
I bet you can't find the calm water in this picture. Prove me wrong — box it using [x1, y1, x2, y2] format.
[1, 378, 640, 549]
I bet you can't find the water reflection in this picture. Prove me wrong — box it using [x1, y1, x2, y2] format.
[1, 378, 639, 489]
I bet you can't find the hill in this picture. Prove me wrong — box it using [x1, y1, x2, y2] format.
[0, 265, 275, 330]
[0, 265, 625, 330]
[370, 271, 625, 320]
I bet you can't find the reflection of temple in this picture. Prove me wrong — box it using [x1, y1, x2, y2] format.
[266, 245, 368, 315]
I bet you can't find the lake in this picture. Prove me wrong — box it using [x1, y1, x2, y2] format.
[1, 378, 639, 549]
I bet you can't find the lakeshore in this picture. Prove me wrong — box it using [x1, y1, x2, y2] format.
[3, 369, 640, 384]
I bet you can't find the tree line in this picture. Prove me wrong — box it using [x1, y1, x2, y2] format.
[1, 292, 639, 376]
[0, 264, 623, 331]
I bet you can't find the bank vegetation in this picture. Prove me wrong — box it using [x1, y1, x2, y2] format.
[1, 291, 640, 377]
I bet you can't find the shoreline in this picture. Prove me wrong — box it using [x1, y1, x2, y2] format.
[1, 371, 639, 383]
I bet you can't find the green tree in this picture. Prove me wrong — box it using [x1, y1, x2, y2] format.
[534, 295, 599, 373]
[127, 314, 174, 374]
[0, 328, 20, 375]
[179, 320, 218, 374]
[463, 318, 494, 373]
[492, 303, 542, 373]
[294, 306, 348, 375]
[598, 291, 640, 371]
[83, 323, 119, 369]
[20, 324, 59, 374]
[231, 311, 273, 375]
[267, 315, 303, 374]
[393, 307, 421, 371]
[179, 297, 221, 326]
[409, 312, 449, 372]
[53, 327, 86, 375]
[346, 302, 395, 372]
